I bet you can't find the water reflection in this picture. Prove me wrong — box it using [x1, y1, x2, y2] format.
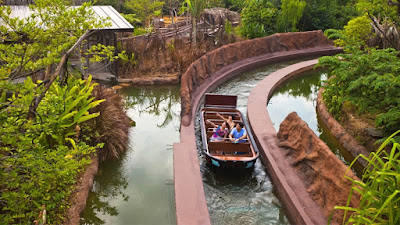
[80, 157, 129, 225]
[123, 86, 181, 128]
[268, 70, 363, 175]
[81, 85, 180, 225]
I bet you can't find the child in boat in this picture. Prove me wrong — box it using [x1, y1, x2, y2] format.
[229, 122, 247, 143]
[215, 112, 235, 130]
[206, 120, 229, 142]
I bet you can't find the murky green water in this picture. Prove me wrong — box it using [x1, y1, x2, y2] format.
[197, 60, 362, 225]
[196, 61, 302, 225]
[80, 85, 180, 225]
[268, 70, 363, 175]
[81, 59, 360, 225]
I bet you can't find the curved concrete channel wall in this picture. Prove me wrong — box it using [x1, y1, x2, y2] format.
[173, 31, 342, 225]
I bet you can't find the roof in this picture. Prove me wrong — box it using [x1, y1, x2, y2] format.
[4, 5, 133, 31]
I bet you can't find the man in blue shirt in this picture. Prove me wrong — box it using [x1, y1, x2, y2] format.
[229, 122, 247, 143]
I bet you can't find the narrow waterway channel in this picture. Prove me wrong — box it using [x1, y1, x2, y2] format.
[196, 61, 300, 225]
[196, 59, 362, 224]
[80, 85, 180, 225]
[81, 59, 360, 225]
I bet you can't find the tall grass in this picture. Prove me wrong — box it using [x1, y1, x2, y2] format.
[91, 86, 132, 162]
[332, 130, 400, 224]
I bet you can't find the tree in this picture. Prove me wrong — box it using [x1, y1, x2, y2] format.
[240, 0, 278, 38]
[0, 0, 121, 223]
[125, 0, 165, 26]
[299, 0, 357, 31]
[277, 0, 306, 32]
[183, 0, 206, 46]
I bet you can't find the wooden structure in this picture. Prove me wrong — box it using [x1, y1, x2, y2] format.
[200, 94, 259, 168]
[2, 3, 133, 79]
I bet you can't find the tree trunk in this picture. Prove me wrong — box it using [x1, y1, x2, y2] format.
[192, 17, 197, 47]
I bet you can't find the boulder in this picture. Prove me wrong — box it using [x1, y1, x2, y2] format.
[203, 8, 240, 26]
[277, 112, 360, 225]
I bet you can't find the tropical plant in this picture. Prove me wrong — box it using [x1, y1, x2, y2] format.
[0, 74, 102, 224]
[125, 0, 165, 26]
[277, 0, 306, 32]
[333, 14, 374, 51]
[90, 86, 132, 162]
[356, 0, 398, 21]
[331, 130, 400, 224]
[0, 0, 127, 223]
[317, 48, 400, 136]
[182, 0, 206, 46]
[224, 0, 245, 11]
[299, 0, 356, 31]
[240, 0, 278, 38]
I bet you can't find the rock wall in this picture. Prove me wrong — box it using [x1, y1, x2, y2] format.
[317, 90, 370, 167]
[277, 112, 360, 224]
[180, 30, 333, 125]
[65, 156, 99, 225]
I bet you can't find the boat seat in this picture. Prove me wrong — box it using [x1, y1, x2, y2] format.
[208, 142, 252, 156]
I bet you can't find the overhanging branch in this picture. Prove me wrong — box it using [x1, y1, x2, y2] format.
[27, 30, 93, 120]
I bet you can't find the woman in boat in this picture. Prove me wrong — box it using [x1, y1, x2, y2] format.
[206, 120, 229, 142]
[216, 112, 235, 130]
[229, 122, 247, 143]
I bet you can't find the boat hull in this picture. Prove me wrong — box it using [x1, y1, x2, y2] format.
[205, 153, 257, 169]
[200, 94, 259, 169]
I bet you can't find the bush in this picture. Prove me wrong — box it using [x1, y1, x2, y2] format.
[332, 130, 400, 224]
[90, 86, 132, 162]
[317, 48, 400, 136]
[0, 75, 103, 224]
[240, 0, 278, 38]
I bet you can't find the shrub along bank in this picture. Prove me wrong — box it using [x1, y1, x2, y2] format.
[0, 1, 131, 223]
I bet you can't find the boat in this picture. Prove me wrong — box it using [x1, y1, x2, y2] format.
[200, 93, 259, 168]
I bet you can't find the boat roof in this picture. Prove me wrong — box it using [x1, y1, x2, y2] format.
[2, 5, 133, 31]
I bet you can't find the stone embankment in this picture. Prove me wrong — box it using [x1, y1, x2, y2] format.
[65, 156, 99, 225]
[174, 31, 342, 225]
[117, 75, 180, 86]
[247, 59, 366, 224]
[316, 90, 370, 167]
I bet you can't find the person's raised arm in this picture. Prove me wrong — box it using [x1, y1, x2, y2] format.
[206, 119, 218, 128]
[216, 113, 227, 122]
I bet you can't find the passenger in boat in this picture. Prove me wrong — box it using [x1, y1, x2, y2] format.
[229, 122, 247, 143]
[216, 112, 235, 130]
[206, 120, 229, 142]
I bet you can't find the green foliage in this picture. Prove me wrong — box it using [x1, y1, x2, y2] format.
[121, 13, 142, 26]
[334, 15, 373, 51]
[356, 0, 398, 21]
[224, 0, 245, 11]
[0, 0, 107, 80]
[277, 0, 306, 32]
[317, 48, 400, 136]
[225, 18, 233, 34]
[299, 0, 357, 31]
[240, 0, 278, 39]
[0, 0, 126, 223]
[133, 27, 153, 35]
[94, 0, 134, 14]
[125, 0, 165, 26]
[324, 28, 344, 40]
[0, 75, 102, 224]
[332, 130, 400, 224]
